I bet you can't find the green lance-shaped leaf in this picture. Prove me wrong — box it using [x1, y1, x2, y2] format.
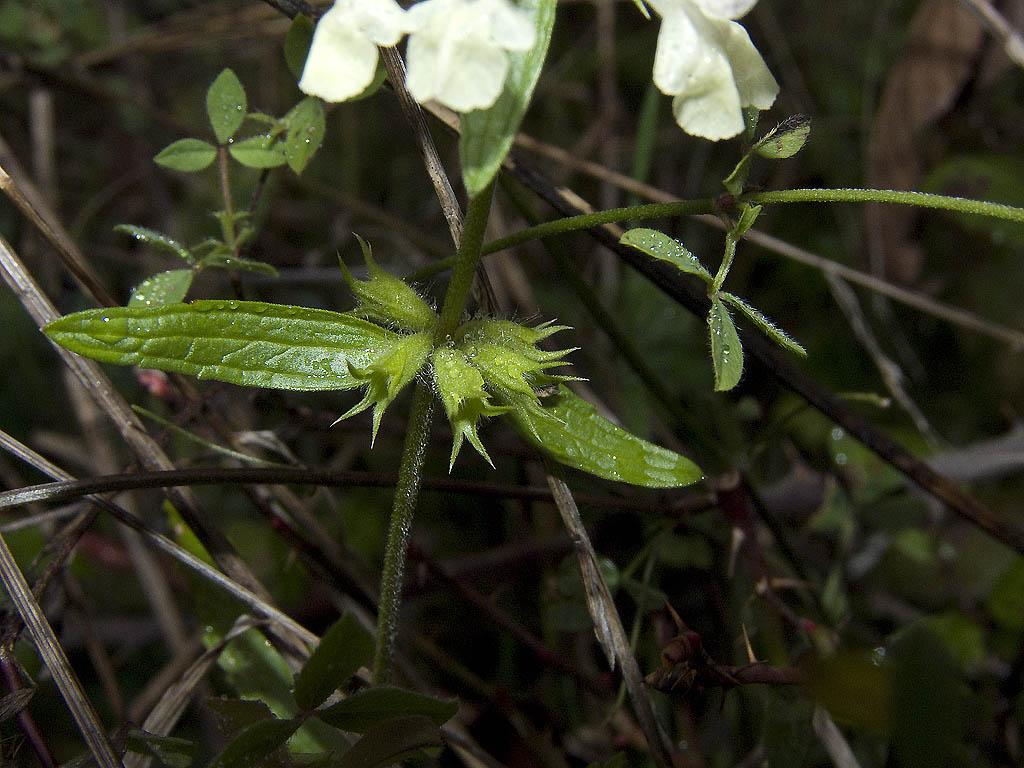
[154, 138, 217, 172]
[459, 0, 556, 196]
[228, 134, 288, 169]
[293, 613, 374, 712]
[282, 96, 325, 174]
[129, 269, 194, 308]
[42, 300, 399, 391]
[708, 296, 743, 391]
[207, 716, 301, 768]
[719, 292, 806, 356]
[620, 228, 713, 284]
[316, 686, 458, 733]
[114, 224, 193, 263]
[336, 715, 444, 768]
[207, 68, 247, 145]
[507, 385, 703, 488]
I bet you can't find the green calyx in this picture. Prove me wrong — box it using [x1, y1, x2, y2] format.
[334, 331, 433, 444]
[333, 243, 577, 467]
[430, 347, 510, 469]
[339, 235, 438, 333]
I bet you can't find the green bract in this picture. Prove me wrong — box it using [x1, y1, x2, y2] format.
[339, 236, 437, 333]
[43, 242, 703, 488]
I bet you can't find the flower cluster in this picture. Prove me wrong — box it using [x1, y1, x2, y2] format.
[336, 240, 577, 468]
[648, 0, 778, 140]
[299, 0, 778, 141]
[299, 0, 536, 113]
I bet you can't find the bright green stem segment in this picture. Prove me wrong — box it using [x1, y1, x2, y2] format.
[373, 381, 434, 685]
[374, 185, 494, 683]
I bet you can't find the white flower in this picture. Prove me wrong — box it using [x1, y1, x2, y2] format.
[648, 0, 778, 140]
[298, 0, 407, 102]
[405, 0, 536, 113]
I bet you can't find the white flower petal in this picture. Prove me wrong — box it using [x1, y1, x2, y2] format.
[650, 0, 777, 140]
[406, 0, 535, 112]
[438, 40, 511, 112]
[297, 0, 407, 103]
[693, 0, 758, 20]
[353, 0, 408, 45]
[652, 8, 702, 96]
[299, 18, 381, 101]
[721, 21, 778, 109]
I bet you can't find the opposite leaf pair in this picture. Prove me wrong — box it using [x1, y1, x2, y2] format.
[43, 239, 703, 488]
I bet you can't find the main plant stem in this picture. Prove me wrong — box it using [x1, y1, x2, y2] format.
[372, 181, 495, 684]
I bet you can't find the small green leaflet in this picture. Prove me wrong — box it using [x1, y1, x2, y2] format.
[754, 114, 811, 160]
[43, 301, 398, 391]
[129, 269, 194, 307]
[459, 0, 556, 196]
[508, 386, 703, 488]
[206, 68, 247, 145]
[708, 297, 743, 391]
[114, 224, 193, 263]
[282, 96, 325, 174]
[719, 292, 806, 356]
[154, 138, 217, 172]
[228, 134, 288, 169]
[620, 228, 713, 283]
[197, 253, 279, 276]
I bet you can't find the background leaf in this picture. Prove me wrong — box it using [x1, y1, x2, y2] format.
[154, 138, 217, 172]
[207, 717, 301, 768]
[708, 296, 743, 391]
[284, 14, 314, 80]
[508, 385, 703, 488]
[43, 301, 398, 391]
[316, 686, 458, 733]
[293, 613, 373, 712]
[459, 0, 556, 196]
[206, 68, 247, 144]
[336, 715, 443, 768]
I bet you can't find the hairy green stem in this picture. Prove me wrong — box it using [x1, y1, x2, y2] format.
[405, 187, 1024, 284]
[739, 187, 1024, 221]
[435, 181, 496, 339]
[372, 381, 434, 684]
[372, 183, 494, 683]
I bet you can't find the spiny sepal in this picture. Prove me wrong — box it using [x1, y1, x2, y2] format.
[332, 331, 433, 444]
[431, 347, 510, 469]
[338, 235, 438, 333]
[454, 318, 580, 405]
